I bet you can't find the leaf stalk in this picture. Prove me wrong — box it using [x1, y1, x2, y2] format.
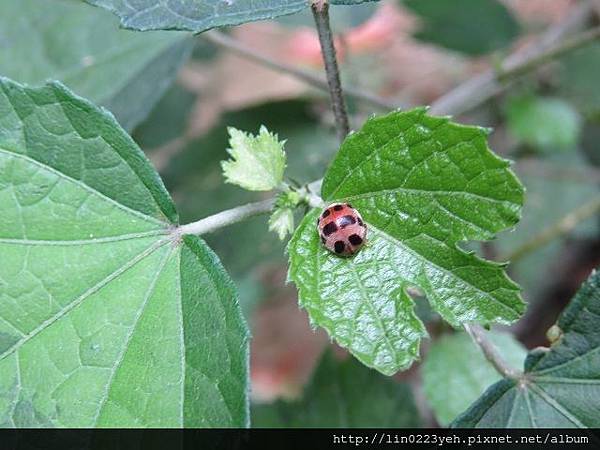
[175, 198, 275, 236]
[464, 324, 522, 380]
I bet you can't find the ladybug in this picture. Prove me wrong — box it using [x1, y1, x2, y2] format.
[317, 202, 367, 256]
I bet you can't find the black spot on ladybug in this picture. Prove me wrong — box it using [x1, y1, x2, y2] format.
[338, 215, 356, 228]
[321, 209, 331, 218]
[322, 222, 338, 236]
[349, 234, 363, 246]
[334, 240, 345, 253]
[321, 235, 326, 244]
[333, 204, 344, 211]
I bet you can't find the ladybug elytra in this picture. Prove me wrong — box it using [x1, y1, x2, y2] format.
[317, 202, 367, 256]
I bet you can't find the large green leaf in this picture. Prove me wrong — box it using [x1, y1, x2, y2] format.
[0, 78, 248, 427]
[85, 0, 378, 33]
[252, 350, 421, 427]
[0, 0, 192, 131]
[288, 108, 525, 375]
[423, 331, 526, 426]
[403, 0, 520, 56]
[453, 269, 600, 428]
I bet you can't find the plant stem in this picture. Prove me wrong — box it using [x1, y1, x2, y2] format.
[203, 30, 396, 111]
[499, 26, 600, 81]
[311, 0, 350, 142]
[202, 4, 596, 120]
[464, 324, 521, 380]
[175, 198, 275, 236]
[175, 184, 324, 236]
[430, 2, 596, 115]
[177, 3, 598, 238]
[503, 196, 600, 263]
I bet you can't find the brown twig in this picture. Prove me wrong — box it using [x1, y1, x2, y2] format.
[201, 4, 598, 121]
[203, 30, 397, 111]
[503, 196, 600, 263]
[430, 1, 597, 116]
[498, 26, 600, 81]
[311, 0, 350, 142]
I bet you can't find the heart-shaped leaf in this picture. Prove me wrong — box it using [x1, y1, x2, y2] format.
[288, 108, 525, 375]
[0, 78, 248, 427]
[453, 268, 600, 428]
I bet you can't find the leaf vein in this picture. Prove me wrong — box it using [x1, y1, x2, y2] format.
[0, 148, 166, 228]
[93, 243, 175, 426]
[0, 237, 170, 362]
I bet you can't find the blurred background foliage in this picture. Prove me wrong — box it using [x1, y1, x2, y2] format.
[1, 0, 598, 426]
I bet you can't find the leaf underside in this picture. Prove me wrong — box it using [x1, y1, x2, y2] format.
[0, 79, 249, 427]
[85, 0, 379, 33]
[453, 269, 600, 428]
[288, 108, 525, 375]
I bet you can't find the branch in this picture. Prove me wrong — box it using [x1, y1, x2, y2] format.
[203, 30, 396, 111]
[202, 3, 597, 121]
[176, 2, 599, 238]
[175, 182, 324, 237]
[499, 26, 600, 81]
[430, 2, 597, 116]
[175, 198, 275, 236]
[464, 324, 521, 380]
[503, 196, 600, 263]
[516, 158, 600, 184]
[311, 0, 350, 142]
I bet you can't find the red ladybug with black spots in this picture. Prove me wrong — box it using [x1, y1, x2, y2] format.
[317, 202, 367, 256]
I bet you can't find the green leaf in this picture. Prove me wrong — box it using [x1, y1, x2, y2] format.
[423, 331, 526, 426]
[403, 0, 520, 56]
[221, 126, 286, 192]
[0, 78, 248, 427]
[85, 0, 378, 33]
[453, 269, 600, 428]
[268, 191, 302, 241]
[505, 95, 582, 151]
[252, 350, 421, 427]
[0, 0, 192, 131]
[157, 101, 335, 318]
[288, 108, 525, 376]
